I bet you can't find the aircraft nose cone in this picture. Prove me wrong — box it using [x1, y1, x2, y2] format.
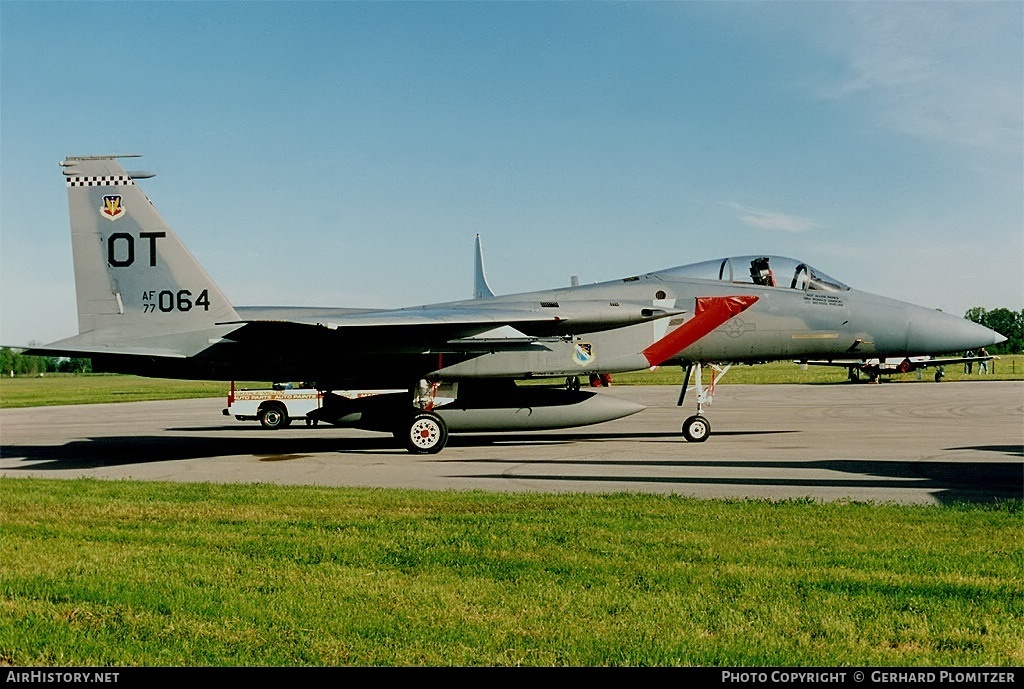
[906, 306, 1006, 354]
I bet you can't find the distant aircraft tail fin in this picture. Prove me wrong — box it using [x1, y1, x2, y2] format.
[473, 233, 495, 299]
[53, 155, 239, 355]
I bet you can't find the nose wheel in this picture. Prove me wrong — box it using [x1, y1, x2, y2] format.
[682, 414, 711, 442]
[678, 362, 729, 442]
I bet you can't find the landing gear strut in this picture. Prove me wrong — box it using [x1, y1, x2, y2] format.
[678, 362, 731, 442]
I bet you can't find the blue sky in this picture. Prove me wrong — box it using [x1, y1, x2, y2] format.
[2, 1, 1021, 346]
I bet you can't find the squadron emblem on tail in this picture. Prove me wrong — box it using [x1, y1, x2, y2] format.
[101, 194, 125, 221]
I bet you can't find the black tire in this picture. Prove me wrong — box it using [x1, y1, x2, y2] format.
[258, 404, 288, 430]
[404, 411, 448, 454]
[682, 414, 711, 442]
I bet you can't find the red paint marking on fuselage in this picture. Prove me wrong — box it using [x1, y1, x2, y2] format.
[642, 295, 759, 366]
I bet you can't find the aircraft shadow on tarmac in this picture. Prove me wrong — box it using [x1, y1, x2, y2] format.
[453, 458, 1023, 505]
[0, 429, 786, 467]
[2, 431, 1020, 505]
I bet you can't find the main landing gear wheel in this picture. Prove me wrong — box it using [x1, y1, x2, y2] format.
[404, 411, 448, 454]
[682, 414, 711, 442]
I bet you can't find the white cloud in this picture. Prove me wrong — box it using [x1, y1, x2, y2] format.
[729, 203, 820, 233]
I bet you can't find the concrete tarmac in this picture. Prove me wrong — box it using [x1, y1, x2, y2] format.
[1, 382, 1021, 505]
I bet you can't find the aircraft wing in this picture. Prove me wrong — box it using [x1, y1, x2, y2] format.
[220, 301, 686, 354]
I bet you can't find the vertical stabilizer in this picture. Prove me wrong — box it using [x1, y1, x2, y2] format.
[59, 155, 239, 351]
[473, 233, 496, 299]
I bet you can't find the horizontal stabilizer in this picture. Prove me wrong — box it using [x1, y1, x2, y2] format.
[22, 342, 187, 360]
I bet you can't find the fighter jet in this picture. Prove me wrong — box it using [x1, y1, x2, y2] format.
[22, 155, 1006, 453]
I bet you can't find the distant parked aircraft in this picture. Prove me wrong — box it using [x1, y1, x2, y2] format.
[798, 354, 997, 382]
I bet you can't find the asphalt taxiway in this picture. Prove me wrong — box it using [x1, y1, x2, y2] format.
[1, 382, 1021, 505]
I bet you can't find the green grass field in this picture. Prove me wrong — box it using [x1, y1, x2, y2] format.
[0, 375, 266, 409]
[1, 479, 1021, 666]
[2, 360, 1021, 666]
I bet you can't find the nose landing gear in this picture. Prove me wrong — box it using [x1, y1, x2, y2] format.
[678, 361, 730, 442]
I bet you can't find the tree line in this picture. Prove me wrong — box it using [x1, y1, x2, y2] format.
[2, 306, 1021, 376]
[963, 307, 1023, 354]
[0, 348, 91, 376]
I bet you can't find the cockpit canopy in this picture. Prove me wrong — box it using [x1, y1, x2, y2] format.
[663, 255, 850, 292]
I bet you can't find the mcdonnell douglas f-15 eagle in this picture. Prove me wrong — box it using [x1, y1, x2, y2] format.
[21, 155, 1006, 453]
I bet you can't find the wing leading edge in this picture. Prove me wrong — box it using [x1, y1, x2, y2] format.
[221, 300, 688, 355]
